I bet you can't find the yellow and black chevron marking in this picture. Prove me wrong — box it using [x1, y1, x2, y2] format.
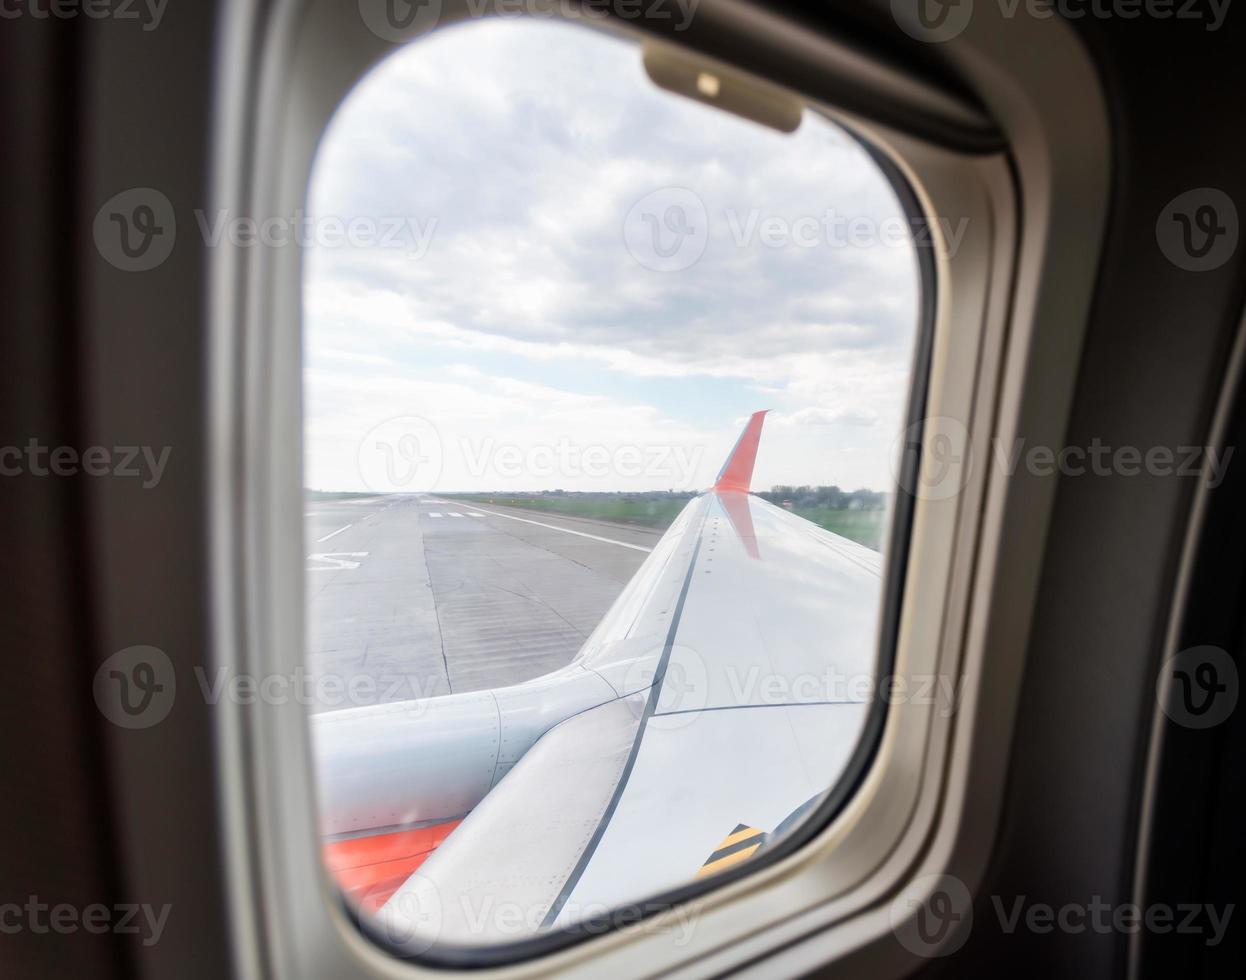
[696, 823, 767, 878]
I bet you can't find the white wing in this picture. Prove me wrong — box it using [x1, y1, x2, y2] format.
[314, 413, 885, 944]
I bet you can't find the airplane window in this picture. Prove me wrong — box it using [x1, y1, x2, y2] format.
[302, 16, 922, 955]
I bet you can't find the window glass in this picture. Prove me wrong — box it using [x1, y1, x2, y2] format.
[303, 16, 920, 952]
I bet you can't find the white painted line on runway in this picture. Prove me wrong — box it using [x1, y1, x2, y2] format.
[307, 552, 369, 571]
[428, 512, 442, 518]
[467, 512, 485, 517]
[316, 523, 353, 543]
[449, 512, 464, 517]
[463, 505, 654, 553]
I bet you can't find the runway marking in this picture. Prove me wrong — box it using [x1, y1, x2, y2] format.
[316, 524, 353, 543]
[448, 512, 464, 517]
[460, 505, 653, 553]
[428, 512, 442, 518]
[307, 552, 369, 571]
[467, 512, 485, 517]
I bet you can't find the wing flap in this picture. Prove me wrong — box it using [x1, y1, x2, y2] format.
[378, 695, 646, 946]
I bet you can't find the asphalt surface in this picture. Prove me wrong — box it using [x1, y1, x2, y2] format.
[305, 494, 660, 711]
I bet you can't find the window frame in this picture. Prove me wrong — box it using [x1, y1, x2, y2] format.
[206, 1, 1110, 976]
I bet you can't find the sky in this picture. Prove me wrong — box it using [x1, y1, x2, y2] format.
[303, 17, 920, 494]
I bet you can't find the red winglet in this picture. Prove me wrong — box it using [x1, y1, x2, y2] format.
[713, 410, 768, 493]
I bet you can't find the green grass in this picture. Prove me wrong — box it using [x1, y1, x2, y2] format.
[450, 493, 886, 551]
[787, 507, 885, 551]
[451, 494, 689, 528]
[304, 489, 382, 501]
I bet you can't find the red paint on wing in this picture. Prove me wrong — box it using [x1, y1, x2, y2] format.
[719, 490, 761, 560]
[324, 820, 461, 913]
[714, 411, 768, 493]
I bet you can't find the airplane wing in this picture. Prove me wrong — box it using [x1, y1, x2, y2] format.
[312, 411, 885, 946]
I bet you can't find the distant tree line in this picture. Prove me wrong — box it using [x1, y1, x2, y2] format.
[758, 485, 887, 510]
[453, 486, 886, 510]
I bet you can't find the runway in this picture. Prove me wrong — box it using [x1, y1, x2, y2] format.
[305, 494, 660, 711]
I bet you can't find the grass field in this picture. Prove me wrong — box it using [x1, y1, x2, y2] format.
[449, 494, 886, 551]
[451, 494, 690, 528]
[305, 489, 379, 501]
[786, 507, 885, 551]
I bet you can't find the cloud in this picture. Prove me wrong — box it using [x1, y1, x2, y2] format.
[303, 18, 920, 492]
[779, 407, 881, 428]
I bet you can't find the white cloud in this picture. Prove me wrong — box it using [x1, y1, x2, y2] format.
[303, 18, 920, 493]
